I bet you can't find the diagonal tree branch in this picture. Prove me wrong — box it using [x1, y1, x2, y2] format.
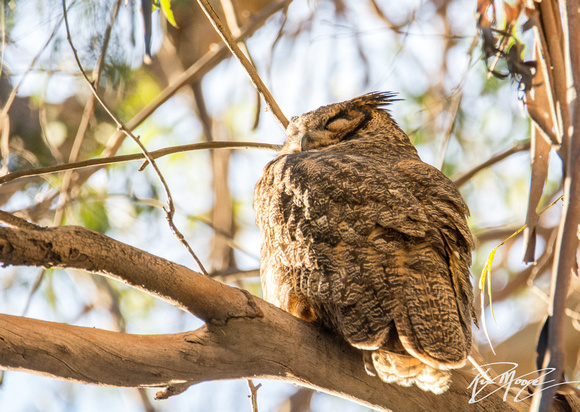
[0, 217, 574, 411]
[452, 140, 530, 188]
[62, 0, 209, 276]
[51, 0, 291, 197]
[53, 0, 123, 226]
[103, 0, 292, 155]
[0, 222, 257, 323]
[195, 0, 289, 129]
[0, 219, 547, 411]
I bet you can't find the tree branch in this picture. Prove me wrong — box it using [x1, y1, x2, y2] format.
[0, 141, 280, 185]
[0, 220, 553, 411]
[78, 0, 290, 181]
[532, 1, 580, 410]
[53, 0, 123, 226]
[535, 131, 580, 412]
[0, 224, 257, 324]
[0, 296, 538, 412]
[452, 140, 530, 188]
[63, 0, 210, 276]
[195, 0, 289, 129]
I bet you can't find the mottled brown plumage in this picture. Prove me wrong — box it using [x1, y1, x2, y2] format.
[254, 92, 476, 394]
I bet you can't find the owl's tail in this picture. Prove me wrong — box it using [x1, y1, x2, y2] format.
[364, 350, 452, 394]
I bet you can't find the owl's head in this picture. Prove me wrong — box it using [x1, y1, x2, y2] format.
[283, 92, 402, 153]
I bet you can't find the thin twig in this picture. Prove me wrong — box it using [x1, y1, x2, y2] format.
[62, 0, 209, 276]
[54, 0, 123, 227]
[210, 269, 260, 283]
[70, 0, 291, 190]
[369, 0, 416, 34]
[247, 379, 261, 412]
[21, 268, 47, 316]
[486, 21, 516, 77]
[0, 141, 280, 185]
[452, 140, 531, 188]
[220, 0, 262, 130]
[468, 355, 495, 383]
[195, 0, 289, 130]
[435, 90, 462, 170]
[492, 226, 557, 303]
[527, 227, 559, 303]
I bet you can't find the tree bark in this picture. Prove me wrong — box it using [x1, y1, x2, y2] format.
[0, 223, 258, 324]
[0, 221, 571, 411]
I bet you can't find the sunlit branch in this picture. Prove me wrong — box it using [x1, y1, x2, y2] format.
[247, 379, 261, 412]
[195, 0, 289, 130]
[0, 141, 280, 185]
[220, 0, 262, 130]
[49, 0, 291, 204]
[54, 0, 124, 227]
[532, 1, 580, 410]
[0, 209, 42, 230]
[0, 223, 259, 321]
[452, 140, 531, 188]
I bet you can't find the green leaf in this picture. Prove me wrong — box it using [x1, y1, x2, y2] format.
[160, 0, 178, 28]
[479, 194, 564, 353]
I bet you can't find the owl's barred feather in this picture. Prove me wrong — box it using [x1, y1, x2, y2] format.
[254, 92, 475, 394]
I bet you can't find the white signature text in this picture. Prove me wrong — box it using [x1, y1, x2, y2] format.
[468, 362, 577, 403]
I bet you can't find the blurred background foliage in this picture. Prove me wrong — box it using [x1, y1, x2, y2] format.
[0, 0, 577, 411]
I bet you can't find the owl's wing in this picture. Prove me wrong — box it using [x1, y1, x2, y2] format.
[389, 158, 476, 368]
[394, 159, 476, 322]
[255, 152, 474, 369]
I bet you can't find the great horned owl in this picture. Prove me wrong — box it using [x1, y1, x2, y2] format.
[254, 92, 475, 394]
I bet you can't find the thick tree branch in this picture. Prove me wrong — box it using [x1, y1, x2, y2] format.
[0, 301, 537, 412]
[532, 1, 580, 410]
[0, 220, 556, 411]
[0, 224, 258, 324]
[535, 50, 580, 412]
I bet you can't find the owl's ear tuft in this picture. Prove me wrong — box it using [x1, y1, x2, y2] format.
[355, 91, 403, 111]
